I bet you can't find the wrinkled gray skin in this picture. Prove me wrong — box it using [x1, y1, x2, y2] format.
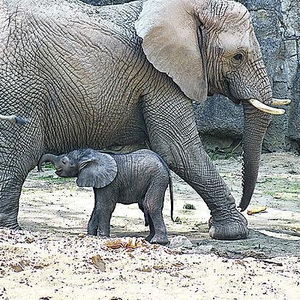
[0, 0, 284, 240]
[39, 149, 172, 245]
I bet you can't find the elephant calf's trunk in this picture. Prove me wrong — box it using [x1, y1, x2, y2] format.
[38, 154, 60, 172]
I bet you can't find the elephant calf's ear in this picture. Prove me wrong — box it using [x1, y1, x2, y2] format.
[77, 153, 117, 188]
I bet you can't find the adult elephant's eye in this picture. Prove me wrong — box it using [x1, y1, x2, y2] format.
[233, 53, 244, 62]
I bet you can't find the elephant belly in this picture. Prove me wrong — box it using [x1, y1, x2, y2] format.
[117, 189, 145, 205]
[43, 97, 147, 154]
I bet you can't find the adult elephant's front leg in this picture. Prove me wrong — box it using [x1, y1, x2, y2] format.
[143, 94, 248, 240]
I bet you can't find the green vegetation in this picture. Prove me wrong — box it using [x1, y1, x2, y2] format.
[257, 177, 300, 199]
[206, 140, 242, 160]
[183, 203, 196, 210]
[40, 162, 56, 170]
[33, 175, 74, 183]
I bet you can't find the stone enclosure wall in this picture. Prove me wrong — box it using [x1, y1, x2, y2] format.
[82, 0, 300, 154]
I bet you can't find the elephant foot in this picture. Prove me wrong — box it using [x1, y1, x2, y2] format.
[0, 224, 21, 230]
[13, 224, 22, 230]
[87, 225, 98, 236]
[6, 224, 22, 231]
[208, 207, 249, 240]
[0, 213, 21, 230]
[150, 234, 169, 245]
[87, 230, 97, 236]
[145, 234, 154, 243]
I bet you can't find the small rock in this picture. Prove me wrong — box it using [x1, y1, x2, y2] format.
[183, 203, 196, 210]
[195, 245, 213, 254]
[169, 236, 193, 248]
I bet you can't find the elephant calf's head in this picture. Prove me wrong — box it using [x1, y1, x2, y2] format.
[39, 149, 118, 188]
[136, 0, 291, 211]
[38, 152, 79, 177]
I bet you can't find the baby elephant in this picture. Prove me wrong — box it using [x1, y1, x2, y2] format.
[39, 149, 173, 245]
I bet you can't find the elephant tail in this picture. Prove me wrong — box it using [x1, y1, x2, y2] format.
[144, 213, 149, 227]
[153, 152, 175, 222]
[169, 173, 175, 222]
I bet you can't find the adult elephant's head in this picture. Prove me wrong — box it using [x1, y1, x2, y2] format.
[136, 0, 290, 211]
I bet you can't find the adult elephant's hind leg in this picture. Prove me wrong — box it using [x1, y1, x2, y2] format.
[0, 178, 23, 229]
[143, 92, 248, 240]
[0, 121, 43, 229]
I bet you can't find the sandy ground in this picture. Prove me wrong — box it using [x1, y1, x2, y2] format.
[0, 152, 300, 299]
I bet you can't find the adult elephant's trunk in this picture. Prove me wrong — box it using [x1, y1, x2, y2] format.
[38, 154, 60, 172]
[239, 102, 271, 211]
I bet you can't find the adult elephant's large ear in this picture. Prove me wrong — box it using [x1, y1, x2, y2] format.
[135, 0, 208, 102]
[77, 151, 118, 189]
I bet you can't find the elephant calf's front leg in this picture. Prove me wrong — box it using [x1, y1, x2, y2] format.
[88, 189, 116, 237]
[87, 208, 99, 236]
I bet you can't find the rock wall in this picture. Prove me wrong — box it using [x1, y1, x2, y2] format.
[196, 0, 300, 153]
[81, 0, 299, 153]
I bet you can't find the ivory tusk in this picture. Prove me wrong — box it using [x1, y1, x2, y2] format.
[248, 99, 285, 115]
[271, 98, 292, 106]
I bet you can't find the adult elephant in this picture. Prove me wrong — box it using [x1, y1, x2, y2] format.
[0, 0, 289, 239]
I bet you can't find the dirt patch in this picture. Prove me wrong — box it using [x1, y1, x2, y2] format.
[1, 153, 300, 299]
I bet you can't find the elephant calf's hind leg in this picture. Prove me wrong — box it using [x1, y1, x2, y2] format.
[0, 180, 23, 229]
[143, 187, 169, 245]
